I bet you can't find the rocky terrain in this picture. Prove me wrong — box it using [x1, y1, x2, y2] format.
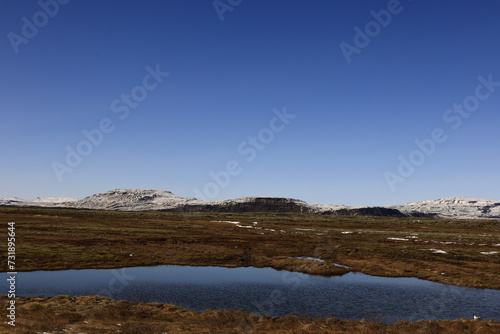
[1, 189, 499, 219]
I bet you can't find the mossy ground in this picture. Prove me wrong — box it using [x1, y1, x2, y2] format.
[0, 206, 499, 333]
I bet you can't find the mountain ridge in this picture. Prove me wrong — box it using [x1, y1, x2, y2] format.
[1, 189, 499, 219]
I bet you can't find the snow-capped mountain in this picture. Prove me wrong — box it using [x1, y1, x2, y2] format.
[0, 197, 25, 205]
[0, 196, 77, 206]
[1, 189, 499, 219]
[68, 190, 315, 213]
[66, 189, 201, 211]
[388, 197, 500, 219]
[31, 197, 78, 204]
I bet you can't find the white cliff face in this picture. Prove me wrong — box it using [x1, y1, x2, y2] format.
[388, 197, 500, 219]
[1, 190, 499, 219]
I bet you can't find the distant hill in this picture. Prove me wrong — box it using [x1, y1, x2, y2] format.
[1, 189, 499, 219]
[0, 196, 77, 206]
[389, 197, 500, 219]
[66, 189, 199, 211]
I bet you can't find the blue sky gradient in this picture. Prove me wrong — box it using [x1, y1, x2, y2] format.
[1, 0, 499, 206]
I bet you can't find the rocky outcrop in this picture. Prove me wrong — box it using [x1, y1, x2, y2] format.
[327, 207, 407, 217]
[168, 197, 310, 213]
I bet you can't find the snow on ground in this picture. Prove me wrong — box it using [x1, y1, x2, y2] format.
[211, 221, 240, 224]
[423, 249, 448, 254]
[293, 257, 325, 262]
[480, 251, 498, 255]
[291, 228, 329, 235]
[388, 238, 409, 241]
[211, 220, 281, 233]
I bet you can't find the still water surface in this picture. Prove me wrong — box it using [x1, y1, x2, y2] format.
[1, 265, 499, 323]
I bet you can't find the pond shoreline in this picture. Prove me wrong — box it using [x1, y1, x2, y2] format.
[8, 258, 499, 290]
[3, 264, 499, 323]
[1, 294, 499, 334]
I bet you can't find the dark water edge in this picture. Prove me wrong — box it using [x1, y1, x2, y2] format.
[1, 265, 499, 324]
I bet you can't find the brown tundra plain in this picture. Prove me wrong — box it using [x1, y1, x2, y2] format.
[0, 206, 499, 333]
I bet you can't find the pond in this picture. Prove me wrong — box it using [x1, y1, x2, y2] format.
[1, 265, 499, 323]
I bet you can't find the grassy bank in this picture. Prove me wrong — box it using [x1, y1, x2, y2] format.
[0, 295, 499, 334]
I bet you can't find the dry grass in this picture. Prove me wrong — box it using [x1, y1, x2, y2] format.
[1, 207, 500, 288]
[0, 295, 499, 334]
[0, 206, 498, 288]
[0, 207, 499, 332]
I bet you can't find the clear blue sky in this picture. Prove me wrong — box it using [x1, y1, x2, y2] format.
[1, 0, 499, 206]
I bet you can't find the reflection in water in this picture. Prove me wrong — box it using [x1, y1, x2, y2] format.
[1, 265, 499, 323]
